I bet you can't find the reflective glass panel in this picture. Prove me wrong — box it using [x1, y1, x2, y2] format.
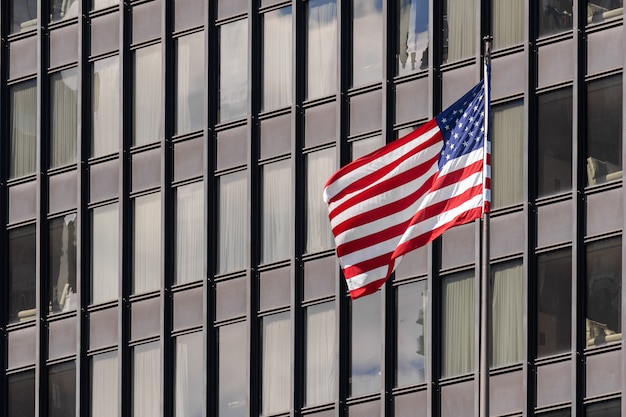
[175, 332, 203, 417]
[49, 214, 77, 314]
[539, 0, 573, 37]
[219, 19, 248, 123]
[492, 0, 524, 50]
[10, 80, 37, 179]
[219, 322, 247, 417]
[351, 291, 381, 396]
[262, 312, 291, 414]
[133, 193, 162, 294]
[586, 399, 620, 417]
[49, 361, 76, 417]
[218, 171, 248, 274]
[50, 68, 78, 168]
[587, 1, 624, 24]
[396, 280, 427, 386]
[91, 204, 119, 304]
[397, 0, 429, 75]
[10, 0, 38, 33]
[586, 238, 621, 348]
[442, 270, 474, 378]
[307, 0, 337, 98]
[9, 225, 36, 324]
[492, 100, 524, 208]
[490, 261, 523, 368]
[305, 302, 337, 405]
[8, 370, 35, 417]
[176, 182, 204, 284]
[306, 148, 335, 253]
[262, 160, 292, 264]
[92, 56, 120, 157]
[263, 8, 292, 111]
[176, 31, 205, 135]
[50, 0, 78, 22]
[443, 0, 476, 63]
[92, 0, 118, 11]
[91, 351, 118, 417]
[352, 0, 383, 86]
[351, 135, 383, 161]
[133, 341, 161, 417]
[133, 44, 163, 146]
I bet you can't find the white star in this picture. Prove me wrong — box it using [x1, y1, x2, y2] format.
[454, 133, 459, 139]
[445, 125, 450, 130]
[463, 141, 468, 147]
[442, 117, 447, 123]
[446, 154, 451, 160]
[463, 112, 468, 118]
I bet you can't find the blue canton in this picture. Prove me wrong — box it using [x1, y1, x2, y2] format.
[434, 82, 486, 170]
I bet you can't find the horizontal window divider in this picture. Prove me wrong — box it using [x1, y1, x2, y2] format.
[583, 230, 621, 244]
[6, 175, 37, 187]
[47, 62, 79, 75]
[89, 50, 120, 62]
[86, 300, 119, 313]
[534, 403, 574, 415]
[171, 176, 203, 189]
[535, 242, 573, 255]
[257, 154, 291, 166]
[46, 209, 77, 221]
[128, 187, 161, 199]
[536, 32, 574, 48]
[394, 119, 430, 132]
[440, 57, 478, 73]
[301, 249, 336, 263]
[585, 68, 623, 82]
[300, 403, 335, 415]
[88, 5, 121, 19]
[213, 316, 247, 328]
[215, 13, 248, 27]
[171, 26, 204, 39]
[87, 198, 119, 211]
[391, 275, 428, 287]
[129, 142, 161, 155]
[439, 263, 475, 277]
[301, 142, 336, 155]
[214, 165, 247, 177]
[301, 296, 335, 309]
[46, 355, 77, 366]
[345, 392, 381, 405]
[128, 336, 160, 348]
[256, 259, 291, 272]
[534, 191, 574, 206]
[171, 326, 203, 338]
[347, 130, 384, 143]
[45, 310, 78, 323]
[88, 153, 119, 165]
[6, 365, 37, 375]
[127, 291, 161, 303]
[170, 280, 204, 293]
[585, 17, 624, 34]
[347, 83, 382, 97]
[437, 373, 475, 386]
[391, 383, 429, 396]
[490, 253, 524, 266]
[258, 1, 292, 14]
[583, 392, 622, 405]
[491, 93, 525, 106]
[536, 81, 575, 95]
[47, 164, 79, 177]
[257, 306, 290, 318]
[87, 346, 118, 357]
[6, 219, 37, 231]
[489, 362, 524, 376]
[584, 179, 623, 195]
[171, 130, 204, 143]
[129, 38, 162, 51]
[213, 270, 248, 283]
[533, 352, 573, 366]
[258, 106, 292, 121]
[393, 69, 429, 84]
[491, 44, 525, 58]
[488, 204, 526, 218]
[301, 95, 336, 109]
[583, 340, 623, 356]
[214, 118, 248, 132]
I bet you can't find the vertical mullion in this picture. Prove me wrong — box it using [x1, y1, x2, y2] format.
[0, 0, 7, 413]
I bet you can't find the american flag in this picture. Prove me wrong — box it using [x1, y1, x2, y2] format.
[323, 75, 490, 299]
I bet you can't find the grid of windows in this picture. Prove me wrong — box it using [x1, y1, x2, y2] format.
[0, 1, 624, 417]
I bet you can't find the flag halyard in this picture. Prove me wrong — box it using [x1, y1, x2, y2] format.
[323, 71, 491, 299]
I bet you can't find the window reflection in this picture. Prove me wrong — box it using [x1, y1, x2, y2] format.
[50, 68, 78, 168]
[219, 322, 247, 417]
[262, 312, 291, 414]
[491, 101, 524, 208]
[8, 370, 35, 417]
[49, 214, 77, 314]
[307, 0, 337, 99]
[49, 361, 76, 417]
[352, 0, 383, 86]
[175, 333, 203, 417]
[92, 0, 118, 11]
[262, 160, 292, 264]
[176, 31, 205, 135]
[350, 135, 383, 161]
[305, 302, 337, 406]
[133, 193, 161, 294]
[492, 0, 524, 50]
[586, 399, 621, 417]
[396, 281, 427, 387]
[9, 225, 37, 324]
[441, 270, 474, 378]
[218, 171, 248, 274]
[306, 148, 335, 253]
[586, 238, 621, 348]
[133, 342, 161, 417]
[443, 0, 475, 63]
[263, 8, 292, 111]
[587, 1, 623, 24]
[91, 351, 118, 417]
[537, 249, 572, 357]
[397, 0, 429, 75]
[490, 261, 523, 368]
[537, 88, 572, 198]
[10, 80, 37, 179]
[176, 182, 204, 284]
[586, 76, 622, 186]
[134, 44, 163, 146]
[539, 0, 573, 37]
[219, 19, 248, 123]
[91, 204, 119, 304]
[50, 0, 78, 23]
[10, 0, 38, 33]
[351, 291, 381, 396]
[92, 56, 120, 157]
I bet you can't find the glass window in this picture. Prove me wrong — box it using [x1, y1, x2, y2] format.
[10, 80, 37, 179]
[219, 322, 247, 417]
[48, 361, 76, 417]
[10, 0, 38, 33]
[396, 280, 427, 387]
[587, 0, 623, 24]
[441, 270, 474, 378]
[352, 0, 383, 86]
[492, 101, 524, 208]
[351, 291, 381, 396]
[538, 409, 571, 417]
[8, 225, 36, 324]
[586, 238, 621, 348]
[539, 0, 573, 37]
[176, 182, 204, 284]
[91, 204, 119, 304]
[262, 160, 292, 264]
[443, 0, 475, 63]
[492, 0, 524, 50]
[175, 332, 203, 417]
[490, 261, 523, 368]
[92, 56, 120, 157]
[133, 341, 161, 417]
[91, 351, 118, 417]
[92, 0, 118, 10]
[176, 31, 205, 135]
[397, 0, 429, 75]
[263, 7, 292, 111]
[307, 0, 337, 99]
[49, 214, 77, 314]
[50, 68, 78, 168]
[8, 370, 35, 417]
[133, 193, 162, 294]
[351, 135, 383, 160]
[306, 148, 335, 253]
[219, 19, 248, 123]
[50, 0, 78, 22]
[537, 249, 572, 357]
[537, 88, 572, 198]
[218, 171, 248, 274]
[134, 44, 163, 146]
[586, 76, 622, 186]
[586, 399, 621, 417]
[305, 302, 337, 406]
[262, 312, 291, 415]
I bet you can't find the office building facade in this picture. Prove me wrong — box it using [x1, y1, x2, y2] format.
[0, 0, 624, 416]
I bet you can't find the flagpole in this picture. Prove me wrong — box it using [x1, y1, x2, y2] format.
[479, 36, 492, 417]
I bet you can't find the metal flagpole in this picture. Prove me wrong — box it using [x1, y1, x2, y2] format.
[479, 36, 492, 417]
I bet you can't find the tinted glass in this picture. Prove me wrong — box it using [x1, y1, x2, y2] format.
[91, 204, 119, 304]
[176, 182, 204, 284]
[92, 56, 120, 157]
[351, 291, 381, 396]
[50, 68, 78, 168]
[491, 100, 524, 208]
[8, 370, 35, 417]
[175, 333, 204, 417]
[219, 322, 247, 417]
[490, 261, 523, 368]
[443, 0, 476, 63]
[262, 160, 292, 264]
[176, 31, 205, 135]
[442, 270, 474, 378]
[133, 44, 163, 146]
[50, 0, 78, 23]
[10, 80, 37, 179]
[49, 214, 78, 314]
[133, 342, 161, 417]
[9, 225, 37, 324]
[219, 19, 248, 123]
[352, 0, 383, 86]
[10, 0, 38, 33]
[492, 0, 524, 50]
[91, 351, 119, 417]
[262, 312, 291, 414]
[307, 0, 337, 98]
[133, 193, 162, 294]
[397, 0, 429, 75]
[305, 302, 337, 405]
[587, 1, 623, 25]
[48, 361, 76, 417]
[263, 8, 292, 111]
[306, 148, 335, 253]
[218, 171, 248, 274]
[538, 0, 573, 37]
[396, 280, 427, 386]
